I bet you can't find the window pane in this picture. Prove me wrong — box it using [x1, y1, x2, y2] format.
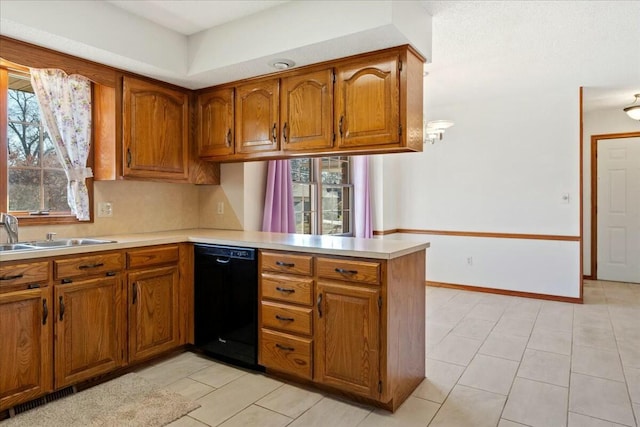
[8, 169, 41, 211]
[7, 122, 41, 167]
[43, 170, 69, 212]
[322, 185, 351, 235]
[6, 71, 77, 218]
[293, 182, 314, 234]
[7, 75, 40, 123]
[291, 158, 312, 183]
[321, 156, 349, 185]
[295, 212, 313, 234]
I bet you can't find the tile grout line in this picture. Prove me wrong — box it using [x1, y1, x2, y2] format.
[426, 291, 483, 426]
[606, 289, 640, 427]
[497, 300, 542, 425]
[429, 294, 520, 426]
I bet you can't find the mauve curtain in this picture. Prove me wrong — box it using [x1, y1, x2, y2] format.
[352, 155, 373, 238]
[262, 159, 296, 233]
[30, 68, 93, 220]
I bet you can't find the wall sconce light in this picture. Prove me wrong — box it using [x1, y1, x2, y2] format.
[424, 120, 455, 144]
[623, 94, 640, 120]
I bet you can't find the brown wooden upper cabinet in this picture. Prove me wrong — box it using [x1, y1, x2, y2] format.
[235, 79, 280, 154]
[334, 54, 399, 148]
[122, 76, 190, 180]
[280, 68, 334, 151]
[197, 87, 235, 157]
[197, 45, 424, 162]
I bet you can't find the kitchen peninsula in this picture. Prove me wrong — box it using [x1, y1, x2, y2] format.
[0, 229, 428, 412]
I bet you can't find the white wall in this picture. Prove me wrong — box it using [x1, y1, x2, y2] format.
[582, 107, 640, 276]
[373, 1, 640, 298]
[0, 0, 190, 85]
[188, 0, 432, 87]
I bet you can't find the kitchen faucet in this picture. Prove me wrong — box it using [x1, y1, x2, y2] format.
[0, 213, 19, 244]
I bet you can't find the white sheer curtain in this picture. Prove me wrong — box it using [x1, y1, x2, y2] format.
[352, 155, 373, 238]
[30, 68, 92, 220]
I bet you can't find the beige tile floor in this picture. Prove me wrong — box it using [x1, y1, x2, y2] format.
[133, 280, 640, 427]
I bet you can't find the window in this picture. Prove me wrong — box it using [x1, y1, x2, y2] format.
[1, 65, 91, 224]
[291, 156, 352, 236]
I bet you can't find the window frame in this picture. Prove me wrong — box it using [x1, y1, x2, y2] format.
[291, 156, 353, 237]
[1, 63, 94, 226]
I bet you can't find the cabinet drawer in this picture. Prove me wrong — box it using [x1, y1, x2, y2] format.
[54, 252, 124, 280]
[261, 301, 312, 336]
[260, 329, 312, 380]
[317, 257, 381, 285]
[127, 245, 179, 269]
[261, 252, 313, 276]
[261, 274, 313, 306]
[0, 261, 49, 290]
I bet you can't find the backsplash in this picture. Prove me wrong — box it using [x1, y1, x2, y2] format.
[15, 180, 204, 241]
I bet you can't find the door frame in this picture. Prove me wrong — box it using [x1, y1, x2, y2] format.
[589, 131, 640, 280]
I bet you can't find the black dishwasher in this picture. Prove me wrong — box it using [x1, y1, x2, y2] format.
[194, 244, 261, 371]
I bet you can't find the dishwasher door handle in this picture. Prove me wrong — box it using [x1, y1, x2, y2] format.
[215, 257, 231, 264]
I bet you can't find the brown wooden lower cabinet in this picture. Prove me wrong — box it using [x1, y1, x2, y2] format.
[0, 287, 53, 411]
[1, 245, 186, 412]
[315, 281, 381, 399]
[260, 329, 313, 380]
[258, 249, 426, 411]
[128, 265, 180, 363]
[54, 275, 125, 388]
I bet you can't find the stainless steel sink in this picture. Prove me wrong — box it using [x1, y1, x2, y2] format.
[27, 238, 116, 248]
[0, 243, 36, 252]
[0, 238, 116, 252]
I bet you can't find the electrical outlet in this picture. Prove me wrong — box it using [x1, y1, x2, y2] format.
[98, 202, 113, 217]
[467, 256, 473, 266]
[217, 201, 224, 215]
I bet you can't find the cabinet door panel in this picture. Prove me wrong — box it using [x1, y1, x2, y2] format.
[335, 55, 399, 148]
[54, 276, 123, 388]
[128, 266, 180, 362]
[0, 288, 52, 411]
[235, 79, 279, 153]
[281, 69, 333, 151]
[123, 77, 189, 180]
[198, 87, 235, 157]
[315, 282, 380, 398]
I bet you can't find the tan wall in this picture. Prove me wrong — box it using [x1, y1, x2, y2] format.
[17, 180, 202, 241]
[198, 185, 243, 230]
[8, 174, 249, 243]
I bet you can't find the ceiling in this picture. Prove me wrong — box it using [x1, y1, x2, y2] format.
[104, 0, 637, 113]
[583, 87, 640, 114]
[2, 1, 636, 113]
[107, 0, 290, 36]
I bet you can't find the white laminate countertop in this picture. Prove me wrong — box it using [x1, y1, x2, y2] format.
[0, 229, 429, 262]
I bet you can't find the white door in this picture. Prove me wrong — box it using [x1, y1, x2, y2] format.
[597, 137, 640, 283]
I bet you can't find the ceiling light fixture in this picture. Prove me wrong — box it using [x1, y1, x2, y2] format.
[424, 120, 455, 144]
[268, 59, 295, 70]
[623, 93, 640, 120]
